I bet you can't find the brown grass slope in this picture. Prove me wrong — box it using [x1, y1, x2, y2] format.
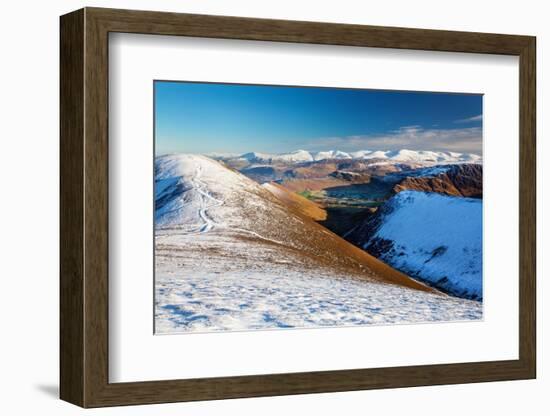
[260, 181, 436, 294]
[262, 182, 327, 221]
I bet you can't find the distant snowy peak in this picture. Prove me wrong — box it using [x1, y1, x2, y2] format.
[352, 149, 482, 164]
[349, 150, 387, 159]
[240, 150, 314, 164]
[204, 152, 242, 160]
[230, 149, 481, 165]
[313, 150, 352, 161]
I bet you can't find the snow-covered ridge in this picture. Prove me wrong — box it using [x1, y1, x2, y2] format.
[313, 150, 353, 161]
[226, 149, 481, 165]
[348, 191, 482, 300]
[155, 153, 269, 230]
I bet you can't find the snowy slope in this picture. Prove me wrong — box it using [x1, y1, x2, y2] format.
[156, 253, 482, 333]
[348, 191, 482, 300]
[155, 154, 482, 333]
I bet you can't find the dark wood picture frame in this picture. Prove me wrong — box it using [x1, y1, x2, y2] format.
[60, 7, 536, 408]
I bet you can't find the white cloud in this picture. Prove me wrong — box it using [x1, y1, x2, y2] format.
[303, 126, 482, 154]
[455, 114, 483, 124]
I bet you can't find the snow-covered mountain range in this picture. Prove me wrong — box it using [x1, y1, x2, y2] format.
[228, 149, 482, 165]
[346, 191, 483, 300]
[155, 154, 429, 288]
[154, 154, 482, 333]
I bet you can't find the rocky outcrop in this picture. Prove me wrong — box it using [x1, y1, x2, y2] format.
[393, 164, 482, 198]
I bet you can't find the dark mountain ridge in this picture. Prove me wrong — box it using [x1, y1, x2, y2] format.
[393, 164, 482, 198]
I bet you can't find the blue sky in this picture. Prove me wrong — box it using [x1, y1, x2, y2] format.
[155, 81, 482, 155]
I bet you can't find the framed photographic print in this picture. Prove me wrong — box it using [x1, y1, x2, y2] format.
[60, 7, 536, 408]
